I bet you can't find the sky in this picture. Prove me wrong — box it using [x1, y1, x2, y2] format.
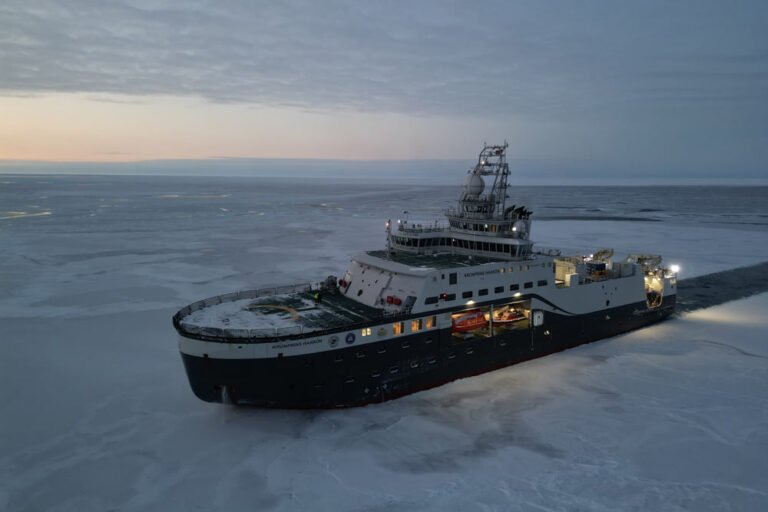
[1, 0, 767, 181]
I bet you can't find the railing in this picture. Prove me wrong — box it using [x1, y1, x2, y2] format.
[534, 247, 562, 257]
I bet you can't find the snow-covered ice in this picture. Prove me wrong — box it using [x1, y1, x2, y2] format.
[1, 176, 767, 511]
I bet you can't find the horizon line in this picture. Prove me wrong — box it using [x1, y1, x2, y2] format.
[1, 170, 766, 187]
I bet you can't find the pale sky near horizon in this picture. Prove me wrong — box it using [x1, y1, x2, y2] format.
[1, 1, 767, 179]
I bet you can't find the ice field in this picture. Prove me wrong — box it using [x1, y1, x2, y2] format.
[1, 176, 767, 511]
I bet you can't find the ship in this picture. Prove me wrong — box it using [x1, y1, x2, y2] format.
[173, 143, 677, 408]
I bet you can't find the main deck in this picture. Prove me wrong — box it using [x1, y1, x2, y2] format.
[176, 285, 383, 339]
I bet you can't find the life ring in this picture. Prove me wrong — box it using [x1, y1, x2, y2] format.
[329, 336, 339, 347]
[345, 332, 356, 345]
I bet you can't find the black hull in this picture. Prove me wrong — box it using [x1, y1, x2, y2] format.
[181, 297, 675, 408]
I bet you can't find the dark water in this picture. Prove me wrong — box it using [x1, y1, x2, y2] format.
[677, 261, 768, 313]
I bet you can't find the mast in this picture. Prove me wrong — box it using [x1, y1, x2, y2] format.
[456, 141, 510, 219]
[386, 141, 533, 259]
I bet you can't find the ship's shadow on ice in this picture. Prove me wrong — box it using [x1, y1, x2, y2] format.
[216, 373, 566, 474]
[383, 391, 565, 474]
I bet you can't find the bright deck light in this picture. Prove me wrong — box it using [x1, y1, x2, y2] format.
[670, 264, 680, 274]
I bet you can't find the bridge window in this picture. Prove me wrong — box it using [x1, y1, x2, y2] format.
[449, 272, 457, 285]
[424, 296, 438, 305]
[462, 291, 473, 299]
[524, 282, 533, 289]
[537, 280, 548, 287]
[411, 318, 422, 332]
[478, 289, 488, 296]
[510, 284, 519, 291]
[425, 316, 436, 328]
[393, 322, 404, 335]
[494, 286, 504, 293]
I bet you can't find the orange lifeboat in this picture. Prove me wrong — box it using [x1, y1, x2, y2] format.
[451, 310, 489, 332]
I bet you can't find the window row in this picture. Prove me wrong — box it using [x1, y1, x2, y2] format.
[426, 281, 549, 304]
[360, 316, 436, 338]
[335, 338, 436, 363]
[351, 356, 440, 382]
[500, 262, 553, 273]
[390, 236, 529, 256]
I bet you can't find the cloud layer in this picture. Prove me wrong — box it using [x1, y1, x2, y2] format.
[2, 0, 767, 118]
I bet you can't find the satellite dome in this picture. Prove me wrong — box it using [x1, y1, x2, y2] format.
[463, 173, 485, 197]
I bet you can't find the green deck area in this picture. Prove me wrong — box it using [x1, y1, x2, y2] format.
[366, 250, 505, 269]
[249, 289, 383, 331]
